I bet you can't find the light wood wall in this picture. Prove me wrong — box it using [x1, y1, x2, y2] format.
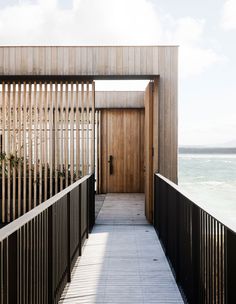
[95, 91, 144, 108]
[0, 46, 175, 77]
[0, 81, 95, 223]
[0, 46, 178, 183]
[157, 48, 178, 182]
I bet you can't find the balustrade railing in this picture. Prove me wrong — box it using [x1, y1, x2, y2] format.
[0, 173, 95, 304]
[154, 174, 236, 304]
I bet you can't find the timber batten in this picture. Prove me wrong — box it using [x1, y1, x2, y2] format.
[0, 81, 95, 223]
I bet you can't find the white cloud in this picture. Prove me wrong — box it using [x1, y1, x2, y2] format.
[38, 0, 57, 10]
[221, 0, 236, 30]
[162, 17, 226, 77]
[0, 0, 225, 78]
[172, 17, 205, 44]
[0, 0, 161, 45]
[180, 45, 225, 78]
[179, 87, 236, 145]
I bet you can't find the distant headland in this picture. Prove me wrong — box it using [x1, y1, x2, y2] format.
[179, 146, 236, 154]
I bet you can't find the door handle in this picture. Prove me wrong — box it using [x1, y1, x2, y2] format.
[108, 155, 113, 175]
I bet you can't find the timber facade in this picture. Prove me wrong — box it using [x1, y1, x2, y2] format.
[0, 46, 178, 223]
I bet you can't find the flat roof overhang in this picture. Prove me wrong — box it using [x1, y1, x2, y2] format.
[0, 75, 159, 82]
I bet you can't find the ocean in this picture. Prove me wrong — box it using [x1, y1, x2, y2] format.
[178, 153, 236, 227]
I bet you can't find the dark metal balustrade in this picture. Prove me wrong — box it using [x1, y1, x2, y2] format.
[154, 174, 236, 304]
[0, 173, 95, 304]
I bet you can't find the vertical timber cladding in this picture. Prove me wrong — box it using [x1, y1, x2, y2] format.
[0, 45, 178, 198]
[0, 81, 95, 223]
[144, 79, 161, 222]
[0, 46, 178, 183]
[157, 47, 178, 183]
[144, 82, 153, 222]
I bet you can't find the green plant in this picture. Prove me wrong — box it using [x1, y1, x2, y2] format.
[0, 152, 24, 177]
[0, 152, 6, 161]
[8, 154, 23, 168]
[0, 150, 82, 182]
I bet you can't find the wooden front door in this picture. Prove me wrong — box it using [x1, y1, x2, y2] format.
[101, 109, 144, 193]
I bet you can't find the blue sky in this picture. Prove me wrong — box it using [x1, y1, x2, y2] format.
[0, 0, 235, 146]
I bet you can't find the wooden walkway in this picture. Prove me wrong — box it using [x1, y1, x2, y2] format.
[59, 194, 183, 304]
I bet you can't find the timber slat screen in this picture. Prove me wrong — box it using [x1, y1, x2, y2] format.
[154, 174, 236, 304]
[0, 81, 95, 223]
[0, 173, 95, 304]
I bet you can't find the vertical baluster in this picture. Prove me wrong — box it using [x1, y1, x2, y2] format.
[25, 224, 28, 304]
[207, 214, 210, 303]
[37, 217, 39, 303]
[199, 210, 202, 302]
[29, 220, 33, 304]
[216, 222, 219, 303]
[0, 241, 2, 304]
[212, 219, 214, 303]
[203, 212, 206, 303]
[221, 225, 224, 304]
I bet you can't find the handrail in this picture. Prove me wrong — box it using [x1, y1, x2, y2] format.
[0, 173, 95, 304]
[154, 173, 236, 304]
[155, 173, 236, 234]
[0, 175, 90, 242]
